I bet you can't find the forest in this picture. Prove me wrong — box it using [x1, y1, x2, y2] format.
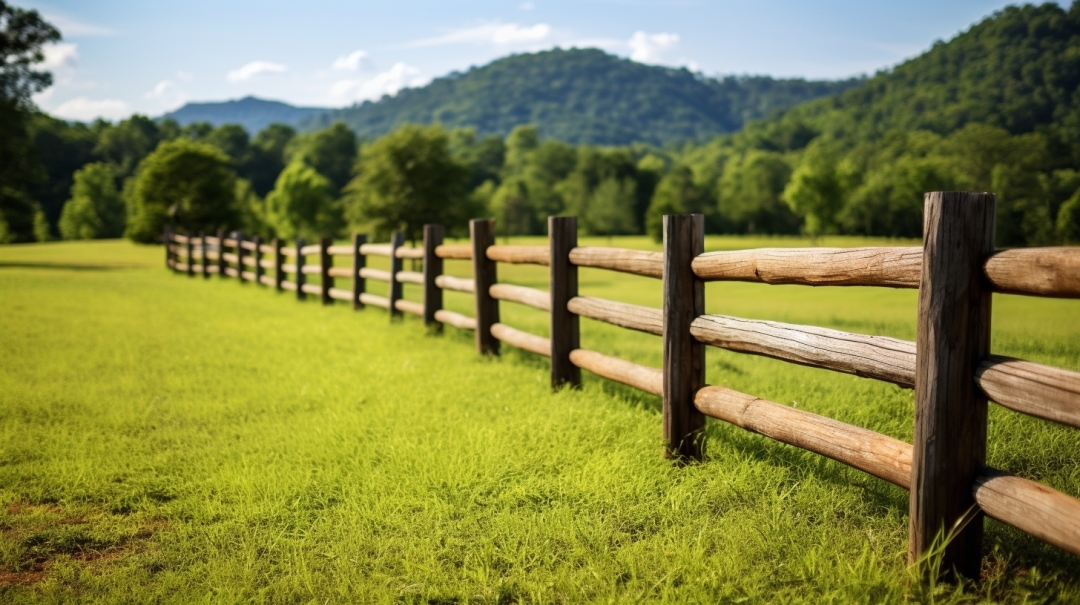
[2, 1, 1080, 247]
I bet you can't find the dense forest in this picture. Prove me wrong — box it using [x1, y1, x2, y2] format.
[2, 1, 1080, 247]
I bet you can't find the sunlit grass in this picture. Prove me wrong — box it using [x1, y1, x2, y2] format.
[1, 237, 1078, 602]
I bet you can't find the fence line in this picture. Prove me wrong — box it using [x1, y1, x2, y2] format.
[163, 190, 1080, 582]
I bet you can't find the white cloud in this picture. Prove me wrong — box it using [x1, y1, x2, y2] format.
[333, 50, 369, 71]
[51, 97, 131, 121]
[407, 22, 551, 47]
[144, 79, 187, 111]
[40, 43, 79, 71]
[43, 12, 117, 37]
[628, 31, 680, 64]
[520, 2, 535, 10]
[330, 62, 429, 103]
[226, 60, 288, 82]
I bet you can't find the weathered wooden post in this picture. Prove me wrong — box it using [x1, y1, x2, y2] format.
[273, 238, 284, 291]
[296, 237, 306, 301]
[200, 231, 209, 278]
[185, 234, 194, 277]
[549, 216, 580, 390]
[662, 214, 705, 460]
[216, 228, 227, 278]
[164, 225, 172, 269]
[470, 218, 499, 356]
[352, 233, 367, 310]
[910, 191, 996, 582]
[388, 231, 405, 319]
[254, 236, 264, 285]
[422, 224, 444, 330]
[320, 237, 332, 305]
[236, 232, 247, 283]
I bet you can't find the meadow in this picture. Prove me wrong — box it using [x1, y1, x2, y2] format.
[1, 236, 1079, 603]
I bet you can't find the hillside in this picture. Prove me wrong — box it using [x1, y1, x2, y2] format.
[303, 48, 860, 146]
[163, 96, 326, 135]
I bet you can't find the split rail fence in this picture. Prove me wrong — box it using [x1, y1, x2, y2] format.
[165, 191, 1080, 582]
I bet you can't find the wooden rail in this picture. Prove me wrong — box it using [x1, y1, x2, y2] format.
[165, 194, 1080, 578]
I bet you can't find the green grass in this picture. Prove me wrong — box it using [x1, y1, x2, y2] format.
[1, 237, 1078, 603]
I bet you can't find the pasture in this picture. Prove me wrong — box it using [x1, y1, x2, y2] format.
[1, 237, 1079, 603]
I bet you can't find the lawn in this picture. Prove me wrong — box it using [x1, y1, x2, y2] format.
[1, 237, 1078, 603]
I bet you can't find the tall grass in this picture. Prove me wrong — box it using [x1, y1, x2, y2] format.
[1, 238, 1077, 603]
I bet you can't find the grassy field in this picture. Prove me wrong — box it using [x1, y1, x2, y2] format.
[1, 237, 1078, 603]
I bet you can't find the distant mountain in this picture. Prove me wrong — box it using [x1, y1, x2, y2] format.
[304, 48, 862, 146]
[162, 96, 328, 135]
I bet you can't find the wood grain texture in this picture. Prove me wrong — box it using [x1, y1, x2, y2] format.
[359, 268, 392, 281]
[695, 386, 913, 488]
[423, 224, 444, 329]
[435, 309, 477, 331]
[328, 287, 352, 301]
[359, 293, 390, 309]
[663, 214, 706, 460]
[984, 247, 1080, 298]
[352, 233, 367, 310]
[973, 468, 1080, 557]
[435, 275, 475, 293]
[569, 349, 662, 396]
[327, 245, 352, 255]
[491, 323, 551, 356]
[320, 237, 332, 305]
[550, 216, 580, 389]
[435, 244, 472, 259]
[389, 231, 405, 319]
[360, 243, 393, 257]
[394, 299, 424, 316]
[693, 247, 921, 287]
[490, 283, 550, 311]
[910, 191, 996, 581]
[568, 296, 663, 336]
[395, 270, 424, 284]
[471, 219, 500, 355]
[395, 247, 424, 259]
[977, 355, 1080, 429]
[487, 245, 550, 265]
[691, 314, 916, 388]
[569, 247, 663, 279]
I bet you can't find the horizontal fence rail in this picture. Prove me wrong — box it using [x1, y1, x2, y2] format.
[164, 190, 1080, 583]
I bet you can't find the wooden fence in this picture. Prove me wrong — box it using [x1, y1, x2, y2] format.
[164, 191, 1080, 582]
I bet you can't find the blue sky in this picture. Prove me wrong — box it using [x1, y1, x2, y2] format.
[23, 0, 1045, 122]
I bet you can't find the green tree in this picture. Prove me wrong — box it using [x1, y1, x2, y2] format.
[783, 140, 857, 237]
[342, 124, 473, 242]
[264, 161, 341, 240]
[58, 162, 124, 240]
[93, 115, 167, 179]
[247, 123, 296, 196]
[286, 122, 357, 195]
[584, 177, 637, 237]
[490, 176, 533, 237]
[125, 139, 238, 243]
[646, 165, 711, 241]
[1057, 186, 1080, 244]
[716, 150, 797, 234]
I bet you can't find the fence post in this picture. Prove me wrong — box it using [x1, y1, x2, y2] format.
[185, 234, 194, 277]
[910, 191, 996, 582]
[352, 233, 367, 309]
[274, 238, 284, 291]
[320, 237, 332, 305]
[423, 224, 444, 331]
[470, 218, 499, 356]
[253, 236, 263, 285]
[389, 231, 404, 319]
[200, 231, 209, 279]
[237, 232, 248, 283]
[549, 216, 580, 390]
[296, 237, 306, 301]
[216, 228, 226, 278]
[164, 225, 171, 269]
[662, 214, 705, 460]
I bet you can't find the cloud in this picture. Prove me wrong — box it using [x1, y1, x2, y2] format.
[144, 80, 187, 111]
[330, 62, 429, 103]
[333, 50, 369, 71]
[40, 43, 79, 71]
[407, 22, 551, 47]
[628, 31, 680, 64]
[519, 2, 535, 10]
[51, 97, 131, 121]
[43, 12, 117, 37]
[226, 61, 288, 82]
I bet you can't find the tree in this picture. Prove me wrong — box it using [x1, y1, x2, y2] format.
[247, 123, 296, 196]
[125, 139, 238, 243]
[93, 115, 168, 179]
[264, 161, 341, 240]
[646, 165, 711, 241]
[584, 177, 637, 237]
[342, 124, 473, 242]
[716, 150, 797, 234]
[0, 1, 59, 107]
[783, 140, 857, 237]
[58, 162, 124, 240]
[286, 122, 357, 195]
[0, 186, 46, 243]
